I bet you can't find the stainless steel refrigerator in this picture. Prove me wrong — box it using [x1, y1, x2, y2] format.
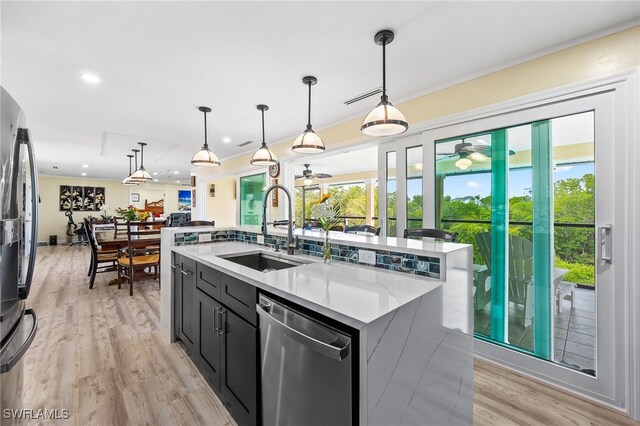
[0, 87, 38, 414]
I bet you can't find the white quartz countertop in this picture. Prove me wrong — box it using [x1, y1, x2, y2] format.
[166, 225, 468, 258]
[172, 242, 443, 329]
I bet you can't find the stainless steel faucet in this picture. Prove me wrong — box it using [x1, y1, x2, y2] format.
[262, 184, 298, 255]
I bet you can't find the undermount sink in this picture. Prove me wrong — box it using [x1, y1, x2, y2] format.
[221, 252, 307, 273]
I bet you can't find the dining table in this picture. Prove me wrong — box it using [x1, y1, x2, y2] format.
[95, 231, 162, 285]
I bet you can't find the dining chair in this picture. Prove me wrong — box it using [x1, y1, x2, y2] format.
[403, 228, 458, 242]
[113, 216, 128, 237]
[84, 218, 119, 289]
[344, 225, 381, 236]
[117, 220, 163, 296]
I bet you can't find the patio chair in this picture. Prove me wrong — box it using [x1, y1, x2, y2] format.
[403, 228, 458, 242]
[344, 225, 380, 236]
[476, 232, 534, 327]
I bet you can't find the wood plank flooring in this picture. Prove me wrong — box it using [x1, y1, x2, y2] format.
[15, 245, 638, 425]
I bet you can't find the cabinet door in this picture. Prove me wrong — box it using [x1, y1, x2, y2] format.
[179, 256, 197, 349]
[221, 309, 257, 426]
[196, 289, 222, 390]
[172, 254, 182, 340]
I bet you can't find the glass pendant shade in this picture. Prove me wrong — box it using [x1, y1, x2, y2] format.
[292, 125, 325, 153]
[250, 142, 278, 166]
[191, 106, 221, 167]
[131, 167, 152, 181]
[361, 99, 408, 136]
[455, 157, 473, 170]
[191, 146, 221, 166]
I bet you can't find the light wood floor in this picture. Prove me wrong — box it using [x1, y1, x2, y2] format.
[16, 245, 638, 425]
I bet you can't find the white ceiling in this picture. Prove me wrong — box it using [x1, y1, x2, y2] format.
[2, 1, 638, 183]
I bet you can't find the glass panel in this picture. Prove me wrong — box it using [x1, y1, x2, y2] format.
[329, 182, 367, 227]
[435, 134, 493, 338]
[434, 111, 596, 376]
[550, 111, 595, 374]
[295, 186, 321, 228]
[406, 146, 423, 232]
[239, 173, 266, 225]
[386, 151, 397, 236]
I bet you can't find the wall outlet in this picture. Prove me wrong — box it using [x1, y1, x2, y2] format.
[358, 249, 376, 265]
[198, 233, 211, 243]
[257, 235, 265, 244]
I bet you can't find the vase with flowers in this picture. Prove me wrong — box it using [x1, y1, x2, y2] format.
[310, 194, 342, 264]
[115, 205, 150, 222]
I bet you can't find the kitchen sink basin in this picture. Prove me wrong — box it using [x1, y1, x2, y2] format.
[221, 252, 307, 273]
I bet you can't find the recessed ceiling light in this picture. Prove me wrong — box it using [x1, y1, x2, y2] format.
[154, 179, 158, 182]
[222, 137, 231, 143]
[174, 171, 179, 174]
[81, 172, 87, 176]
[82, 164, 89, 168]
[153, 172, 158, 176]
[81, 73, 101, 84]
[176, 180, 181, 183]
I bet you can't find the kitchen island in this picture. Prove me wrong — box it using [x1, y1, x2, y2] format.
[160, 226, 473, 425]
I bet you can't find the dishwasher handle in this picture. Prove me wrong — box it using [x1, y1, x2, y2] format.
[257, 300, 350, 361]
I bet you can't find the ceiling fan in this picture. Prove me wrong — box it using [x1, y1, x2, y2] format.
[437, 140, 514, 170]
[295, 164, 332, 185]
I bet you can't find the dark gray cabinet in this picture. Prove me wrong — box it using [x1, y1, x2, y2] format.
[175, 259, 258, 426]
[220, 307, 257, 426]
[173, 254, 197, 351]
[197, 288, 222, 390]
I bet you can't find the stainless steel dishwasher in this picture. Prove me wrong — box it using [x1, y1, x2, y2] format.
[257, 294, 352, 426]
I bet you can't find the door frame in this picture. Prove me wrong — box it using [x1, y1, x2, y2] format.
[414, 71, 638, 415]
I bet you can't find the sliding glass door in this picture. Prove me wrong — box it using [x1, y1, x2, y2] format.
[424, 90, 620, 407]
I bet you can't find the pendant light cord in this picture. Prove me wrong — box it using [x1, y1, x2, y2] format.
[127, 155, 133, 175]
[140, 144, 145, 169]
[203, 109, 209, 148]
[382, 39, 387, 100]
[261, 109, 266, 146]
[133, 150, 139, 170]
[307, 81, 312, 127]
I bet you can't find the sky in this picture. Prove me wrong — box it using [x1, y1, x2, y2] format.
[442, 162, 594, 199]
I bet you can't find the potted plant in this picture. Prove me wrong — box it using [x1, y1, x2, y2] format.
[310, 194, 342, 264]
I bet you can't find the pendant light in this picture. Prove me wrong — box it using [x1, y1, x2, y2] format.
[122, 154, 139, 185]
[361, 29, 408, 137]
[250, 104, 278, 166]
[130, 142, 152, 181]
[128, 149, 146, 183]
[292, 76, 325, 153]
[191, 106, 221, 167]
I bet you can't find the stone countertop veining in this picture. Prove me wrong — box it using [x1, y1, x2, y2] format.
[171, 242, 443, 329]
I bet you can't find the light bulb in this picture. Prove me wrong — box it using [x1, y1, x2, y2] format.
[455, 158, 473, 170]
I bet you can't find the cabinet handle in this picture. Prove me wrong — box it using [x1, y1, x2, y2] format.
[181, 269, 193, 276]
[213, 307, 220, 333]
[218, 310, 226, 335]
[171, 264, 179, 271]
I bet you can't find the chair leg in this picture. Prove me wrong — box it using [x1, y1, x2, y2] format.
[88, 257, 93, 277]
[129, 270, 134, 296]
[89, 261, 98, 289]
[117, 263, 122, 289]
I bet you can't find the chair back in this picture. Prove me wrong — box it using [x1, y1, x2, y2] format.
[475, 232, 533, 305]
[403, 228, 458, 242]
[184, 220, 215, 227]
[83, 218, 99, 253]
[344, 225, 381, 236]
[123, 220, 163, 260]
[114, 216, 128, 236]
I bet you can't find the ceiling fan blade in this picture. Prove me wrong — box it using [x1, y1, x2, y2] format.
[294, 175, 304, 179]
[437, 152, 457, 156]
[315, 173, 332, 179]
